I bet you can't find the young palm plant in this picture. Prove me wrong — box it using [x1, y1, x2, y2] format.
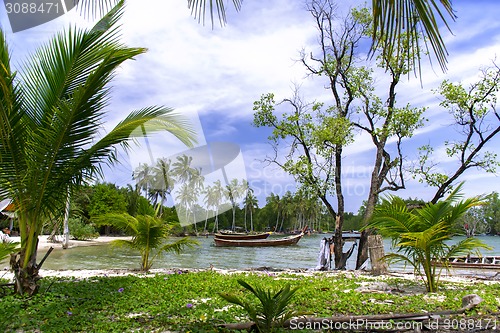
[0, 241, 19, 263]
[366, 185, 492, 292]
[97, 213, 198, 271]
[219, 279, 301, 332]
[0, 1, 195, 295]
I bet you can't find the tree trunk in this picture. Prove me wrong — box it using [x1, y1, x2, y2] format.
[231, 206, 236, 231]
[62, 190, 71, 249]
[244, 205, 248, 232]
[367, 234, 387, 275]
[250, 209, 253, 232]
[10, 237, 40, 296]
[333, 146, 345, 269]
[333, 216, 343, 269]
[356, 151, 382, 269]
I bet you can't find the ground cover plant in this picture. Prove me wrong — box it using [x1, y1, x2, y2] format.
[1, 270, 499, 332]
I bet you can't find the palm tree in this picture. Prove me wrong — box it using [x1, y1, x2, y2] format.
[96, 213, 197, 271]
[0, 1, 195, 295]
[133, 163, 155, 198]
[172, 154, 195, 183]
[175, 183, 196, 231]
[226, 178, 246, 231]
[243, 187, 258, 232]
[202, 181, 223, 233]
[209, 180, 225, 233]
[267, 193, 282, 232]
[151, 158, 176, 215]
[366, 185, 492, 292]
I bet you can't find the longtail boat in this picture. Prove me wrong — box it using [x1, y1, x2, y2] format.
[214, 226, 307, 247]
[434, 256, 500, 270]
[214, 232, 270, 240]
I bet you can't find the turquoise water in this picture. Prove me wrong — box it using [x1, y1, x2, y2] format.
[3, 234, 498, 273]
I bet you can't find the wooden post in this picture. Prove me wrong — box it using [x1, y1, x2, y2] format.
[368, 235, 388, 275]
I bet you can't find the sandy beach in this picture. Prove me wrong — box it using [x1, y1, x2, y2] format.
[8, 235, 132, 251]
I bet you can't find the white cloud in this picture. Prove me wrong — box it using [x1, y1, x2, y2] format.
[6, 0, 500, 213]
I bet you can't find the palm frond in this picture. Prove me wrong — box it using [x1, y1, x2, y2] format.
[0, 29, 28, 203]
[0, 241, 19, 262]
[371, 0, 455, 73]
[15, 1, 129, 218]
[71, 107, 196, 181]
[93, 213, 138, 234]
[381, 252, 418, 270]
[187, 0, 242, 28]
[110, 238, 135, 248]
[75, 0, 120, 21]
[445, 237, 492, 259]
[158, 237, 198, 255]
[367, 195, 415, 237]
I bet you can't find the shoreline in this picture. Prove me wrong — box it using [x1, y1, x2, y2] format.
[2, 265, 499, 286]
[8, 235, 132, 251]
[2, 235, 499, 284]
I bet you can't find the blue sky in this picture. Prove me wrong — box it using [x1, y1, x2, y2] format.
[1, 0, 500, 213]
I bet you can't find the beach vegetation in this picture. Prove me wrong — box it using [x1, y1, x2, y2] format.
[0, 1, 195, 295]
[1, 271, 499, 332]
[68, 217, 99, 241]
[366, 185, 493, 292]
[0, 240, 18, 262]
[95, 213, 198, 271]
[219, 279, 301, 332]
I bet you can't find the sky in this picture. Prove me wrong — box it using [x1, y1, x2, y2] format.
[1, 0, 500, 214]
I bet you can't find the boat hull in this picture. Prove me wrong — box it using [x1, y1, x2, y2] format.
[214, 233, 303, 247]
[434, 256, 500, 270]
[214, 233, 270, 240]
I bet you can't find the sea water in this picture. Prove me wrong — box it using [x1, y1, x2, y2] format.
[2, 234, 499, 274]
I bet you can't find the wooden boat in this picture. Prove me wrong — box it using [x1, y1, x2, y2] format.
[214, 232, 270, 240]
[434, 256, 500, 270]
[214, 232, 304, 247]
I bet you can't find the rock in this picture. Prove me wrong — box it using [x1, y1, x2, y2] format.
[461, 294, 483, 309]
[356, 281, 392, 293]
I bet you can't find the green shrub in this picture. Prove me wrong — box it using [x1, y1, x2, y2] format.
[69, 217, 99, 240]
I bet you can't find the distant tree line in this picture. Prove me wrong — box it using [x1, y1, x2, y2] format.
[4, 183, 497, 238]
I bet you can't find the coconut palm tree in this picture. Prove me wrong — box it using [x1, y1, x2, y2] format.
[172, 154, 195, 184]
[133, 163, 155, 198]
[209, 180, 225, 233]
[366, 185, 492, 292]
[267, 193, 282, 232]
[176, 183, 196, 231]
[370, 0, 455, 72]
[243, 187, 258, 232]
[151, 158, 176, 215]
[202, 181, 224, 233]
[96, 213, 197, 271]
[0, 1, 195, 295]
[226, 178, 246, 231]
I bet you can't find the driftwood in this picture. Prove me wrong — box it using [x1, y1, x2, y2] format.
[37, 246, 54, 269]
[221, 294, 483, 331]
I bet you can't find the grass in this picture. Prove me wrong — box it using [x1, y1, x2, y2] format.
[1, 270, 499, 332]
